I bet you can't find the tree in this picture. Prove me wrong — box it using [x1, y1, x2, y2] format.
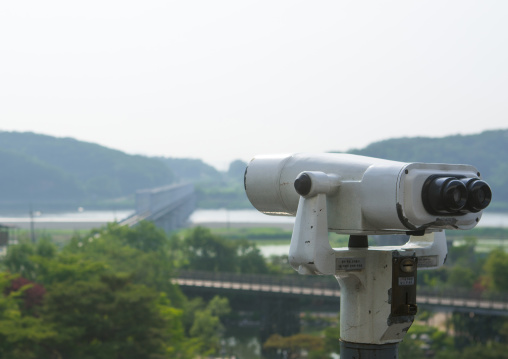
[263, 333, 324, 359]
[182, 227, 238, 272]
[448, 265, 477, 289]
[461, 342, 508, 359]
[181, 227, 269, 274]
[483, 249, 508, 292]
[42, 271, 193, 359]
[236, 239, 269, 274]
[2, 241, 37, 280]
[0, 223, 236, 358]
[5, 277, 46, 314]
[187, 296, 231, 356]
[0, 272, 57, 359]
[63, 222, 186, 307]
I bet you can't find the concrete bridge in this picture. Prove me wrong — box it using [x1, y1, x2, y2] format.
[120, 183, 196, 232]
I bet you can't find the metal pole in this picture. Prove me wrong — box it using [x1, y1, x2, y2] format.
[340, 341, 399, 359]
[29, 205, 36, 244]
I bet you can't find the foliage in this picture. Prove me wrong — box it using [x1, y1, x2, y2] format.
[0, 272, 57, 359]
[483, 249, 508, 292]
[3, 220, 508, 357]
[460, 342, 508, 359]
[188, 296, 231, 355]
[263, 333, 325, 359]
[179, 227, 269, 274]
[42, 273, 184, 359]
[266, 255, 296, 275]
[0, 222, 233, 358]
[398, 322, 457, 359]
[450, 311, 508, 352]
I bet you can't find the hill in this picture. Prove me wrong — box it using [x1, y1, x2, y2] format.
[342, 129, 508, 211]
[0, 129, 506, 212]
[0, 132, 175, 210]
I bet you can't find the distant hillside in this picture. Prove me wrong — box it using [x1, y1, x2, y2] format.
[1, 129, 506, 212]
[159, 157, 222, 183]
[0, 132, 174, 210]
[343, 129, 508, 211]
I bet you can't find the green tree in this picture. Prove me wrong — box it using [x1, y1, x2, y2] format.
[263, 333, 324, 359]
[461, 342, 508, 359]
[42, 272, 185, 359]
[483, 249, 508, 292]
[181, 227, 268, 274]
[236, 239, 269, 274]
[187, 296, 231, 356]
[0, 272, 57, 359]
[322, 324, 341, 358]
[2, 241, 37, 280]
[448, 265, 477, 289]
[182, 227, 238, 272]
[35, 237, 57, 259]
[64, 222, 185, 307]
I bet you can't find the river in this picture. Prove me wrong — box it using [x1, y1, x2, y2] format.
[1, 208, 506, 229]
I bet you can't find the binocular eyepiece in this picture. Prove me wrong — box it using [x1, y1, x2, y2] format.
[422, 176, 492, 215]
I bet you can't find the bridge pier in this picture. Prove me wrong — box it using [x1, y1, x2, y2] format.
[260, 297, 301, 346]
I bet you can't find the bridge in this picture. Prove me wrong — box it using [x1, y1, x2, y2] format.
[120, 183, 196, 232]
[174, 270, 508, 343]
[174, 270, 508, 316]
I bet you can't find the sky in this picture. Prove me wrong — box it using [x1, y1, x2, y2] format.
[1, 1, 507, 170]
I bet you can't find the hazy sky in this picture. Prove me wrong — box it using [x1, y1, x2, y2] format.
[1, 1, 507, 170]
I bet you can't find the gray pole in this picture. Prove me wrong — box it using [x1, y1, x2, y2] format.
[29, 206, 36, 244]
[340, 341, 398, 359]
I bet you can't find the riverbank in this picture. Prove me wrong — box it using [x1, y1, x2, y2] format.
[1, 209, 506, 231]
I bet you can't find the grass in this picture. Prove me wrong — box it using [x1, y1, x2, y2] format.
[208, 227, 351, 247]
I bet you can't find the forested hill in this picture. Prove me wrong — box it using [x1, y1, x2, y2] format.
[0, 129, 507, 211]
[343, 129, 508, 211]
[0, 132, 174, 209]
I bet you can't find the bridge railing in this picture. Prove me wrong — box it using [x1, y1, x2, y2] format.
[176, 270, 339, 293]
[417, 286, 508, 312]
[175, 270, 508, 312]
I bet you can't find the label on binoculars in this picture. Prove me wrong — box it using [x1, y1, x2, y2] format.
[398, 276, 415, 286]
[416, 255, 438, 268]
[336, 257, 365, 271]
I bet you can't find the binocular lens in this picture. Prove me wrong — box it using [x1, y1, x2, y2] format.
[461, 178, 492, 212]
[435, 178, 467, 213]
[422, 176, 491, 215]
